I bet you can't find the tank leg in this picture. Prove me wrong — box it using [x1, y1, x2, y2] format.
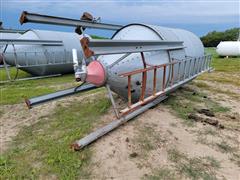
[106, 84, 120, 119]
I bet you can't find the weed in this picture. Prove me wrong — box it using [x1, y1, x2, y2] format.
[163, 84, 230, 127]
[205, 101, 230, 113]
[216, 141, 235, 153]
[0, 109, 3, 117]
[167, 149, 186, 163]
[229, 153, 240, 167]
[195, 135, 213, 146]
[163, 94, 195, 126]
[198, 127, 219, 136]
[204, 156, 221, 169]
[195, 127, 220, 147]
[192, 81, 240, 99]
[167, 148, 220, 180]
[134, 124, 166, 158]
[197, 74, 240, 87]
[144, 167, 177, 180]
[136, 126, 157, 152]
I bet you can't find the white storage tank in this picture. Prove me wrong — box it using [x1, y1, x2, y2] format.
[216, 41, 240, 57]
[3, 29, 84, 75]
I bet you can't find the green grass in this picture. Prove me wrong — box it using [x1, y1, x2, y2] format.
[162, 87, 203, 125]
[0, 95, 111, 179]
[0, 47, 238, 179]
[205, 48, 240, 73]
[163, 85, 229, 125]
[167, 148, 220, 180]
[144, 167, 177, 180]
[192, 81, 240, 99]
[135, 124, 166, 157]
[196, 48, 240, 88]
[0, 109, 3, 117]
[197, 74, 240, 87]
[0, 67, 32, 81]
[0, 68, 77, 105]
[205, 100, 230, 113]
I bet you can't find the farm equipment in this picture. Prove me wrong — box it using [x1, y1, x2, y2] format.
[22, 11, 212, 150]
[0, 12, 121, 81]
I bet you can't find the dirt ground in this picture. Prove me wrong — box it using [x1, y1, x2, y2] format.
[0, 78, 239, 179]
[87, 80, 240, 179]
[89, 105, 239, 180]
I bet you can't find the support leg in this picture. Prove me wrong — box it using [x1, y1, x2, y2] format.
[106, 84, 120, 119]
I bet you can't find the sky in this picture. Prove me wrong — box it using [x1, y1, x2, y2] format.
[0, 0, 239, 38]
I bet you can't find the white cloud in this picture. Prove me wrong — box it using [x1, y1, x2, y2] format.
[1, 0, 239, 25]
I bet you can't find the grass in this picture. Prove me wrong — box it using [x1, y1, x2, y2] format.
[197, 127, 219, 137]
[0, 68, 77, 105]
[197, 74, 240, 87]
[216, 140, 235, 153]
[195, 48, 240, 99]
[0, 47, 239, 178]
[0, 94, 111, 179]
[0, 109, 3, 117]
[0, 67, 31, 81]
[204, 47, 240, 73]
[162, 89, 199, 126]
[134, 124, 167, 159]
[205, 100, 230, 113]
[135, 124, 165, 156]
[163, 85, 229, 125]
[167, 148, 220, 180]
[230, 153, 240, 167]
[192, 81, 240, 99]
[144, 167, 177, 180]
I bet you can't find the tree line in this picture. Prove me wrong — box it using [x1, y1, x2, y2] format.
[200, 28, 240, 47]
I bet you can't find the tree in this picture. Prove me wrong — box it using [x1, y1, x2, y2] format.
[200, 28, 240, 47]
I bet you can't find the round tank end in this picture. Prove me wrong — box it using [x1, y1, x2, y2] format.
[86, 61, 106, 86]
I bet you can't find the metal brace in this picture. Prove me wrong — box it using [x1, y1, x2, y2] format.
[106, 84, 120, 119]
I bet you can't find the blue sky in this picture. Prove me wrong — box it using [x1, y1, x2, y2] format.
[0, 0, 239, 38]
